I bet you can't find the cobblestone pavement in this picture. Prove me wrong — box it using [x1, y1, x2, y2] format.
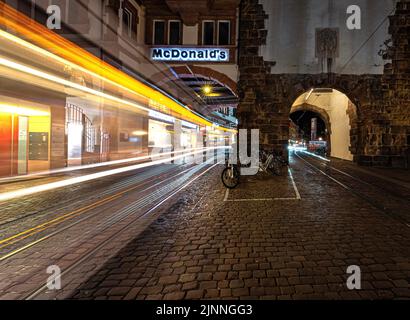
[55, 152, 409, 300]
[0, 160, 215, 299]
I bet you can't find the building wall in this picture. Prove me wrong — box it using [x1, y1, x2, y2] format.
[238, 0, 410, 167]
[260, 0, 398, 75]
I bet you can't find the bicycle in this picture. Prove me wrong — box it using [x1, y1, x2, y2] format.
[221, 150, 288, 189]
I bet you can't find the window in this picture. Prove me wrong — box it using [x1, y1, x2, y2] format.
[123, 8, 133, 36]
[153, 20, 166, 45]
[202, 20, 232, 45]
[203, 21, 215, 45]
[218, 21, 231, 45]
[169, 21, 182, 45]
[122, 2, 138, 39]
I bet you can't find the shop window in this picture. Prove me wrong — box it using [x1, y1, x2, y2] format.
[169, 20, 182, 45]
[218, 21, 231, 45]
[153, 20, 166, 45]
[203, 21, 215, 45]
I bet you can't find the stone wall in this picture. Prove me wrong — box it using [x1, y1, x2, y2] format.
[237, 0, 410, 167]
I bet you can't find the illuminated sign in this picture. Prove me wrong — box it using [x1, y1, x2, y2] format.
[151, 48, 229, 62]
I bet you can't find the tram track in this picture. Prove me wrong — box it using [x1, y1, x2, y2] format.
[0, 164, 193, 256]
[300, 151, 410, 201]
[0, 164, 177, 229]
[22, 161, 220, 300]
[0, 158, 221, 299]
[295, 151, 410, 228]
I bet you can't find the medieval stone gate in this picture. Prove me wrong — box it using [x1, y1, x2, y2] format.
[237, 0, 410, 168]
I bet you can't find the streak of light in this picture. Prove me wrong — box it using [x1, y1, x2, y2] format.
[0, 4, 237, 133]
[0, 103, 49, 116]
[300, 150, 330, 162]
[0, 147, 228, 202]
[0, 146, 227, 182]
[0, 56, 152, 114]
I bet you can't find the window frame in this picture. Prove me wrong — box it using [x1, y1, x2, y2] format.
[168, 20, 182, 45]
[153, 19, 167, 45]
[122, 7, 133, 37]
[217, 20, 231, 46]
[202, 20, 216, 46]
[121, 1, 139, 40]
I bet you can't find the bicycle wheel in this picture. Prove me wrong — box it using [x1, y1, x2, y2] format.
[221, 167, 240, 189]
[268, 159, 282, 176]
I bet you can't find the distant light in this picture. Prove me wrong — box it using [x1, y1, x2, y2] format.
[202, 85, 212, 95]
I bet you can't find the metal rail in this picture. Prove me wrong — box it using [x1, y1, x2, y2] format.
[295, 151, 410, 229]
[23, 161, 220, 300]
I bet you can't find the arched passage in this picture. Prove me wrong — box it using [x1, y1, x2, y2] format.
[290, 88, 358, 161]
[290, 104, 332, 155]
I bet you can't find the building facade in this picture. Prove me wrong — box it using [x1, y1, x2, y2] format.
[238, 0, 410, 167]
[0, 0, 238, 177]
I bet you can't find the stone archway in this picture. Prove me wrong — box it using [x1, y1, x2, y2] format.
[290, 88, 359, 161]
[238, 0, 410, 167]
[238, 70, 372, 160]
[290, 103, 333, 156]
[276, 75, 368, 161]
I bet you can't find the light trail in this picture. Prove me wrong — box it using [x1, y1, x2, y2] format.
[301, 149, 331, 162]
[0, 56, 153, 114]
[0, 146, 225, 182]
[0, 147, 228, 202]
[0, 4, 237, 132]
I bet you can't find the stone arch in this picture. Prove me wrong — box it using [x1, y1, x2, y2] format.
[238, 0, 409, 167]
[290, 103, 332, 155]
[266, 73, 375, 160]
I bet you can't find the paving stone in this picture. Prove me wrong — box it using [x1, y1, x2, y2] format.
[37, 158, 410, 301]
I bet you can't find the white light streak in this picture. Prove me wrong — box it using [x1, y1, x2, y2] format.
[0, 147, 228, 203]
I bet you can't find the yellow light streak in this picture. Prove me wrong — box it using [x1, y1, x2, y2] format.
[0, 103, 49, 116]
[0, 56, 153, 114]
[0, 3, 238, 133]
[131, 131, 148, 136]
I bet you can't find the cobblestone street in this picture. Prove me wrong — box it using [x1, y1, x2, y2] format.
[36, 152, 408, 300]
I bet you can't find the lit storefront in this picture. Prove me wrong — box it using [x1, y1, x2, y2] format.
[148, 110, 174, 152]
[181, 120, 199, 149]
[0, 98, 50, 177]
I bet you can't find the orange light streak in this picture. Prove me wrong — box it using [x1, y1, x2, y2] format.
[0, 3, 236, 133]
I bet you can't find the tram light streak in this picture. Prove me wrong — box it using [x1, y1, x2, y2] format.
[0, 147, 229, 203]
